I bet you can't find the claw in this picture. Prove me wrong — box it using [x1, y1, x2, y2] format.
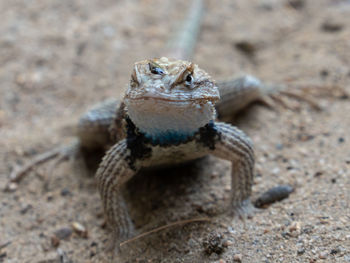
[5, 141, 80, 191]
[270, 93, 296, 110]
[230, 199, 255, 220]
[280, 90, 322, 111]
[298, 84, 349, 98]
[259, 83, 347, 111]
[256, 95, 278, 110]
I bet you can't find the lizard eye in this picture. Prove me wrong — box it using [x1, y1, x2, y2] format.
[184, 73, 194, 88]
[149, 62, 165, 75]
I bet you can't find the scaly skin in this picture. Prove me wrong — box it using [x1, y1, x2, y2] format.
[87, 57, 256, 251]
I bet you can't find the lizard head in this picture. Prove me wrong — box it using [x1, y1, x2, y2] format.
[124, 57, 220, 144]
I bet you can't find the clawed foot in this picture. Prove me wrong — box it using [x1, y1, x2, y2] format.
[230, 199, 256, 221]
[4, 140, 80, 191]
[103, 229, 135, 261]
[259, 83, 348, 111]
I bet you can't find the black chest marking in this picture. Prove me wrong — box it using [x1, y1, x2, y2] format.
[125, 117, 152, 170]
[196, 120, 221, 150]
[125, 117, 221, 169]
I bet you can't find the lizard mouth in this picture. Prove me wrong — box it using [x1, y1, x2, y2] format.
[127, 96, 219, 104]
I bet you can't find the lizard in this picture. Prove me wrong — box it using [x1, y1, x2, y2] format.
[5, 0, 336, 256]
[95, 56, 256, 252]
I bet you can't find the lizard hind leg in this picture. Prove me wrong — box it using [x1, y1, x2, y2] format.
[215, 75, 342, 115]
[5, 98, 121, 191]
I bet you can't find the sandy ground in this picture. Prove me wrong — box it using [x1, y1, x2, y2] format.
[0, 0, 349, 262]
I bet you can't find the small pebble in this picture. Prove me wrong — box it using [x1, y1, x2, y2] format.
[314, 171, 323, 177]
[51, 235, 60, 247]
[338, 137, 345, 143]
[90, 250, 96, 258]
[320, 69, 329, 77]
[297, 133, 314, 142]
[289, 221, 301, 233]
[20, 204, 32, 214]
[330, 247, 340, 255]
[47, 194, 54, 202]
[233, 253, 243, 262]
[319, 218, 329, 224]
[54, 227, 72, 240]
[321, 21, 344, 32]
[234, 41, 257, 56]
[287, 0, 305, 10]
[254, 185, 294, 208]
[259, 2, 274, 11]
[76, 42, 86, 56]
[5, 182, 18, 192]
[319, 251, 328, 259]
[223, 240, 233, 247]
[90, 241, 98, 247]
[72, 222, 88, 238]
[297, 248, 305, 255]
[60, 188, 72, 196]
[272, 167, 280, 175]
[275, 143, 284, 150]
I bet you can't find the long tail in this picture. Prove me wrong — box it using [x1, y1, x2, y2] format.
[165, 0, 204, 60]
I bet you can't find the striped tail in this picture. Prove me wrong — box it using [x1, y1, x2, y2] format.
[165, 0, 204, 60]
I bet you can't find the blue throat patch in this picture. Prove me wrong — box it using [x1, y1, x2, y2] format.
[145, 130, 196, 145]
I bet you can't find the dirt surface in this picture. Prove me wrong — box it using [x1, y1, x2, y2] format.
[1, 0, 350, 262]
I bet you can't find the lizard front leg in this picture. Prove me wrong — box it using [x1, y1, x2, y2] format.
[213, 122, 255, 213]
[6, 99, 120, 189]
[95, 139, 139, 252]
